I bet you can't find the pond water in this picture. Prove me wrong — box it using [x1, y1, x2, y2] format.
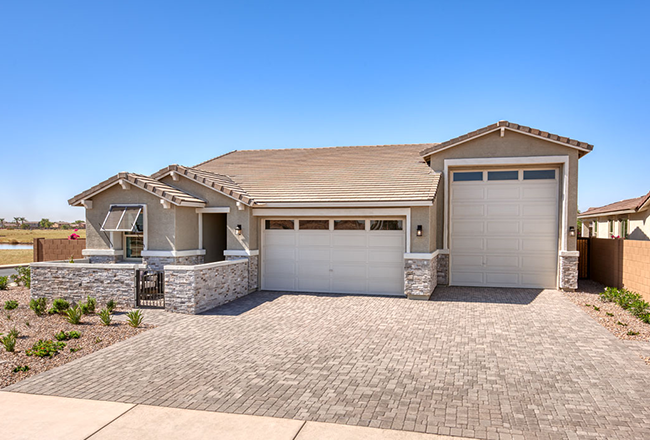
[0, 244, 33, 250]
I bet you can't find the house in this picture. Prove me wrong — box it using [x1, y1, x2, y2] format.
[31, 121, 593, 313]
[578, 191, 650, 240]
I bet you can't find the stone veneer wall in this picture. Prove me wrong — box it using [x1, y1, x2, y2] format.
[404, 256, 437, 299]
[225, 254, 258, 292]
[88, 255, 122, 264]
[164, 259, 250, 314]
[144, 255, 204, 271]
[436, 253, 449, 286]
[30, 261, 140, 307]
[559, 252, 579, 291]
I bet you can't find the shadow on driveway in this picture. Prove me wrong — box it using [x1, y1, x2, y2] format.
[430, 285, 544, 305]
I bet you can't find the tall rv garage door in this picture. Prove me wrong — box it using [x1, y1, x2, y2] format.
[262, 219, 405, 295]
[450, 169, 559, 288]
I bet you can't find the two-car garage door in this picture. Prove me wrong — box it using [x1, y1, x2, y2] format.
[262, 219, 405, 295]
[450, 169, 560, 288]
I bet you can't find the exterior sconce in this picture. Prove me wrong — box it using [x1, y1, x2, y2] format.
[569, 226, 575, 237]
[416, 225, 423, 237]
[235, 225, 242, 236]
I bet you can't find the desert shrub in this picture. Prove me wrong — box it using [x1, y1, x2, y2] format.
[54, 330, 81, 341]
[4, 300, 18, 310]
[26, 340, 66, 357]
[0, 276, 8, 290]
[12, 365, 29, 373]
[65, 306, 83, 325]
[86, 297, 96, 313]
[126, 310, 143, 328]
[52, 298, 70, 313]
[98, 308, 112, 326]
[106, 300, 116, 313]
[1, 334, 16, 352]
[8, 327, 19, 338]
[600, 287, 650, 322]
[29, 298, 47, 316]
[10, 267, 30, 288]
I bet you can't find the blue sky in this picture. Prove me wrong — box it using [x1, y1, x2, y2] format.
[0, 1, 648, 222]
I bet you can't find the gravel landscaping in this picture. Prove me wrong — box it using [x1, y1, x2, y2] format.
[564, 280, 650, 345]
[0, 287, 152, 388]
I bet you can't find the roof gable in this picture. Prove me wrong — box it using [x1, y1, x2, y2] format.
[420, 121, 594, 158]
[68, 172, 206, 208]
[579, 190, 650, 217]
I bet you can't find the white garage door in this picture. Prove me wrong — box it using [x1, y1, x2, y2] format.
[450, 169, 559, 288]
[262, 219, 405, 295]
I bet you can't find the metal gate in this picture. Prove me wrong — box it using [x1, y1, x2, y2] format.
[577, 238, 590, 279]
[135, 270, 165, 308]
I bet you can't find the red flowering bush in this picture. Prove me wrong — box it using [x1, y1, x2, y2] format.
[68, 229, 80, 240]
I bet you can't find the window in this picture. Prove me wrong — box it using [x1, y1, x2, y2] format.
[609, 220, 614, 236]
[265, 220, 294, 230]
[334, 220, 365, 230]
[621, 219, 629, 238]
[370, 220, 403, 231]
[453, 171, 483, 182]
[523, 170, 555, 180]
[487, 171, 518, 181]
[299, 220, 329, 230]
[124, 232, 144, 258]
[101, 206, 143, 232]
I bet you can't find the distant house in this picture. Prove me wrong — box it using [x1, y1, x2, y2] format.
[579, 191, 650, 240]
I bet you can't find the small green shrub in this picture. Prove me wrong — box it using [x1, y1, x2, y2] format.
[98, 308, 112, 326]
[10, 266, 30, 288]
[13, 365, 29, 373]
[80, 302, 89, 315]
[26, 340, 66, 357]
[52, 298, 70, 313]
[600, 287, 650, 322]
[584, 303, 591, 307]
[642, 314, 650, 324]
[617, 321, 628, 327]
[0, 276, 8, 290]
[70, 347, 82, 353]
[1, 334, 16, 352]
[54, 330, 81, 341]
[606, 312, 614, 317]
[106, 300, 116, 313]
[593, 306, 600, 311]
[627, 331, 640, 336]
[4, 300, 19, 310]
[94, 337, 102, 344]
[29, 298, 47, 316]
[126, 310, 143, 328]
[65, 306, 83, 325]
[86, 297, 96, 314]
[8, 327, 19, 339]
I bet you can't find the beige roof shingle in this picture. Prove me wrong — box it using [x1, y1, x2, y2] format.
[195, 144, 440, 204]
[580, 191, 650, 217]
[68, 172, 206, 207]
[419, 121, 594, 157]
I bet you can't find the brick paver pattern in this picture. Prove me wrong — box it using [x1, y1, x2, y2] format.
[7, 287, 650, 440]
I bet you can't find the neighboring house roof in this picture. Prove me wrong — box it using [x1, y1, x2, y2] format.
[419, 120, 594, 158]
[579, 190, 650, 217]
[150, 165, 254, 205]
[194, 144, 441, 204]
[68, 172, 206, 207]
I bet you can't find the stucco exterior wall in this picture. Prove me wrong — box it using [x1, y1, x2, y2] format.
[410, 206, 436, 253]
[160, 175, 256, 251]
[427, 130, 580, 252]
[174, 206, 200, 250]
[84, 183, 176, 251]
[582, 211, 650, 241]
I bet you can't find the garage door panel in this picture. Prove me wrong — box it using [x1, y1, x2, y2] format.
[486, 204, 519, 217]
[368, 265, 403, 279]
[369, 250, 404, 263]
[451, 171, 559, 288]
[331, 248, 366, 262]
[297, 233, 331, 246]
[296, 262, 330, 277]
[331, 263, 365, 277]
[486, 221, 519, 234]
[487, 186, 520, 200]
[331, 278, 367, 293]
[367, 234, 404, 247]
[297, 277, 331, 292]
[265, 232, 296, 246]
[485, 255, 520, 268]
[265, 247, 296, 260]
[264, 276, 295, 291]
[486, 238, 519, 251]
[368, 276, 404, 295]
[296, 247, 330, 261]
[331, 234, 367, 247]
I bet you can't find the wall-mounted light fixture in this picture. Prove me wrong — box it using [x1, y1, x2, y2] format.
[235, 225, 242, 236]
[569, 226, 575, 237]
[416, 225, 423, 237]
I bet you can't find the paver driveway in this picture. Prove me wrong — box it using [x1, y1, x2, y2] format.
[6, 287, 650, 440]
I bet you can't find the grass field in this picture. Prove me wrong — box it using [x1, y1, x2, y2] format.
[0, 229, 86, 244]
[0, 250, 33, 265]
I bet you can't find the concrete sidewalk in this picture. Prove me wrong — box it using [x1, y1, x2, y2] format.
[1, 391, 474, 440]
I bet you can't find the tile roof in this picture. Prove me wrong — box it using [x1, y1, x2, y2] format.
[195, 144, 441, 204]
[151, 165, 254, 205]
[69, 172, 206, 207]
[579, 191, 650, 217]
[419, 121, 594, 157]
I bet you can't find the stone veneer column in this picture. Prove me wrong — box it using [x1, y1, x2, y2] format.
[559, 251, 579, 291]
[404, 255, 437, 300]
[436, 253, 449, 286]
[225, 254, 258, 292]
